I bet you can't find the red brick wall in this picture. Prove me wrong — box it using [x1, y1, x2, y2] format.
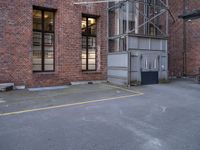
[0, 0, 108, 87]
[169, 0, 200, 77]
[168, 0, 184, 77]
[185, 0, 200, 75]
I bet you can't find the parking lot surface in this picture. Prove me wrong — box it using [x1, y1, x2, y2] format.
[0, 79, 200, 150]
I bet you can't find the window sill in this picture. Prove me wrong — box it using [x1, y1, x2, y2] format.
[82, 71, 102, 74]
[33, 71, 56, 75]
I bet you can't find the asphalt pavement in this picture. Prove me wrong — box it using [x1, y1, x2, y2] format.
[0, 79, 199, 150]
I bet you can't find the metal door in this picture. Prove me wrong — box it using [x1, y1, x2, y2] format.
[141, 54, 159, 85]
[141, 71, 158, 85]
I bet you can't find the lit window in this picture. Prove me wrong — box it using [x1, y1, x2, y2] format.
[81, 15, 97, 71]
[32, 7, 55, 72]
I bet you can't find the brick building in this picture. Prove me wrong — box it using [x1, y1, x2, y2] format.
[0, 0, 107, 87]
[1, 0, 199, 88]
[168, 0, 200, 77]
[0, 0, 169, 87]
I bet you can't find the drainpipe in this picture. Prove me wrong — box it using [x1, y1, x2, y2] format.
[183, 0, 188, 76]
[126, 1, 131, 87]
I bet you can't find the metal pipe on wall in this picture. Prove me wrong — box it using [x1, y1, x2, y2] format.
[183, 0, 188, 76]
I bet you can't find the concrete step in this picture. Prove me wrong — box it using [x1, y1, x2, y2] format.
[0, 83, 14, 92]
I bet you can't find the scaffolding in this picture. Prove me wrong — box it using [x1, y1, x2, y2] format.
[75, 0, 172, 52]
[75, 0, 171, 85]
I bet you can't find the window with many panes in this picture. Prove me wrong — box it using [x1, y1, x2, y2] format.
[81, 15, 97, 71]
[32, 6, 55, 72]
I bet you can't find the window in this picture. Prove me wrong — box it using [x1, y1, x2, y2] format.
[145, 58, 148, 69]
[81, 15, 97, 71]
[32, 7, 55, 72]
[154, 58, 157, 69]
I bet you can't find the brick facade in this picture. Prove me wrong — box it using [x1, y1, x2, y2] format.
[169, 0, 200, 77]
[0, 0, 107, 87]
[1, 0, 199, 87]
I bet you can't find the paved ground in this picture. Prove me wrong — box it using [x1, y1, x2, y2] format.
[0, 79, 200, 150]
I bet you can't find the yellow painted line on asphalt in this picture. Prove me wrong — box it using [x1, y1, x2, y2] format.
[0, 93, 143, 117]
[103, 84, 143, 95]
